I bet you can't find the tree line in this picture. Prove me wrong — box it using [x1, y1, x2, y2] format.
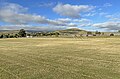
[0, 29, 60, 38]
[0, 29, 119, 38]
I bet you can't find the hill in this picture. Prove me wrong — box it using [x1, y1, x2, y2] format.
[0, 28, 87, 35]
[56, 28, 87, 35]
[0, 28, 120, 37]
[0, 30, 19, 35]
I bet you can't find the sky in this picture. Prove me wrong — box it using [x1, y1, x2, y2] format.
[0, 0, 120, 31]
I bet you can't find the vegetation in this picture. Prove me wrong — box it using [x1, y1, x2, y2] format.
[110, 33, 114, 36]
[0, 38, 120, 79]
[0, 28, 120, 38]
[87, 31, 92, 35]
[18, 29, 26, 37]
[118, 30, 120, 32]
[95, 31, 101, 35]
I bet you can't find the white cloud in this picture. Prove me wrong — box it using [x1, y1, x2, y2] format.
[93, 22, 120, 30]
[39, 2, 55, 7]
[84, 13, 96, 17]
[0, 3, 96, 31]
[74, 18, 91, 22]
[53, 3, 95, 18]
[0, 3, 73, 27]
[0, 3, 47, 24]
[56, 18, 92, 27]
[57, 18, 72, 23]
[0, 3, 85, 31]
[73, 18, 92, 27]
[103, 3, 112, 7]
[79, 23, 92, 27]
[0, 25, 66, 31]
[67, 23, 77, 27]
[105, 13, 120, 21]
[99, 12, 108, 16]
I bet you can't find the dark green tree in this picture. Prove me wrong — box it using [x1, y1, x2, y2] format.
[110, 33, 114, 36]
[18, 29, 26, 37]
[55, 32, 60, 37]
[9, 35, 14, 38]
[0, 35, 3, 38]
[2, 34, 8, 38]
[95, 31, 101, 35]
[87, 31, 92, 35]
[14, 34, 19, 38]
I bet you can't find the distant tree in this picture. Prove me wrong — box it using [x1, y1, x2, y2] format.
[35, 33, 41, 37]
[5, 34, 9, 38]
[93, 34, 96, 36]
[102, 32, 104, 35]
[14, 34, 19, 38]
[0, 35, 3, 38]
[9, 35, 14, 38]
[118, 30, 120, 32]
[18, 29, 26, 37]
[3, 34, 8, 38]
[27, 34, 30, 36]
[95, 31, 101, 35]
[110, 33, 114, 36]
[48, 32, 52, 36]
[55, 32, 60, 37]
[87, 31, 92, 35]
[7, 34, 10, 38]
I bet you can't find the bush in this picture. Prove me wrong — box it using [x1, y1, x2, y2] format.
[95, 31, 101, 35]
[110, 33, 114, 36]
[18, 29, 26, 37]
[0, 35, 3, 38]
[87, 32, 92, 35]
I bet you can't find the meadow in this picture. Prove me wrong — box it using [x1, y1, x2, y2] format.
[0, 37, 120, 79]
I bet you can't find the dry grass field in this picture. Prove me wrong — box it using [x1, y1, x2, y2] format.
[0, 37, 120, 79]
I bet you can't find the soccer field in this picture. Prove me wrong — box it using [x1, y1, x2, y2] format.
[0, 38, 120, 79]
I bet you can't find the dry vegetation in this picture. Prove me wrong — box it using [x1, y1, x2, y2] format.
[0, 37, 120, 79]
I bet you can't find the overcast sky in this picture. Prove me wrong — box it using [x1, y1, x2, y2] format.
[0, 0, 120, 31]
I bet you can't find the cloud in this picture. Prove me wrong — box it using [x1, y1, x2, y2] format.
[67, 23, 77, 27]
[99, 12, 108, 16]
[93, 22, 120, 30]
[39, 2, 55, 7]
[0, 3, 73, 27]
[53, 3, 95, 18]
[0, 3, 48, 24]
[103, 3, 112, 7]
[0, 25, 66, 31]
[73, 18, 92, 27]
[105, 13, 120, 21]
[74, 18, 91, 22]
[57, 18, 71, 23]
[0, 3, 95, 31]
[84, 13, 96, 17]
[55, 18, 92, 27]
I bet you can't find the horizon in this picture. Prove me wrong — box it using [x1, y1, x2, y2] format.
[0, 0, 120, 32]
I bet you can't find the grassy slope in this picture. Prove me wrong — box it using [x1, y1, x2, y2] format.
[0, 30, 19, 35]
[0, 38, 120, 79]
[57, 28, 87, 34]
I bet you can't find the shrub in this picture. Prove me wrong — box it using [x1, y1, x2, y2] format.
[110, 33, 114, 36]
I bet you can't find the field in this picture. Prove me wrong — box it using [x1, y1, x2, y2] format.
[0, 37, 120, 79]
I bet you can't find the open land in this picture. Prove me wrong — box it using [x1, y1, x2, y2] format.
[0, 37, 120, 79]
